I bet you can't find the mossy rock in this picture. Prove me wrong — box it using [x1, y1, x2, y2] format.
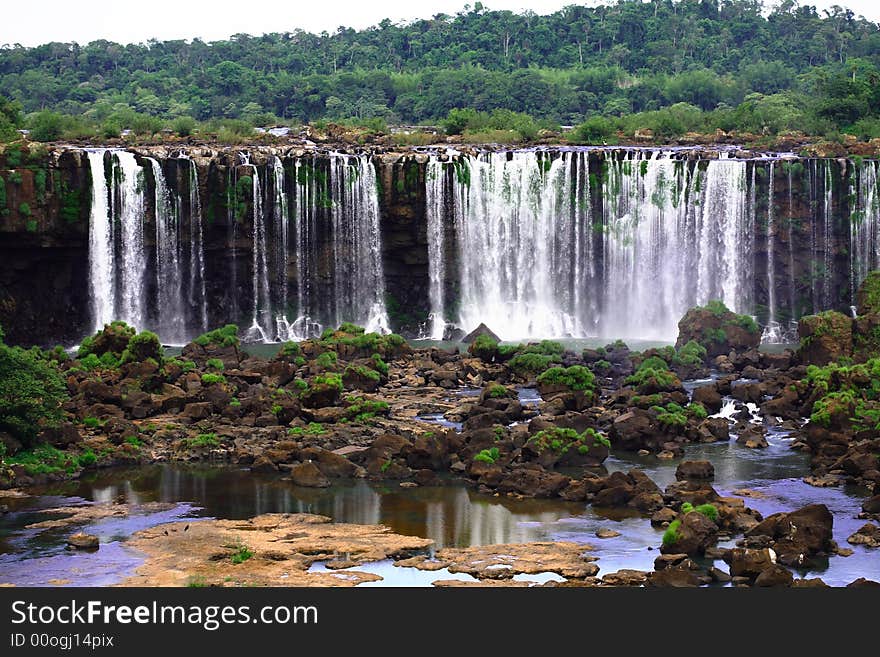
[853, 313, 880, 362]
[856, 271, 880, 316]
[78, 321, 136, 358]
[675, 300, 760, 357]
[797, 311, 853, 366]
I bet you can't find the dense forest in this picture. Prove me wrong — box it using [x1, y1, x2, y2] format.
[2, 0, 880, 142]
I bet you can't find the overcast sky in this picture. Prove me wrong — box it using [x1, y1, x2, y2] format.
[2, 0, 879, 47]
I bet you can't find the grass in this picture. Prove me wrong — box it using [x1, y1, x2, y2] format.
[201, 373, 226, 385]
[185, 433, 220, 448]
[229, 543, 254, 564]
[288, 422, 326, 436]
[474, 447, 501, 464]
[662, 519, 682, 546]
[6, 445, 79, 475]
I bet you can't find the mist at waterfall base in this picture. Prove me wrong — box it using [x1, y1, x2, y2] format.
[84, 148, 880, 346]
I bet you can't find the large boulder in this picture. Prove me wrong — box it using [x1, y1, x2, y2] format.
[289, 462, 331, 488]
[675, 301, 761, 357]
[610, 408, 661, 452]
[856, 270, 880, 316]
[745, 503, 833, 566]
[725, 547, 776, 578]
[660, 510, 718, 556]
[495, 464, 570, 498]
[675, 460, 714, 481]
[796, 311, 853, 366]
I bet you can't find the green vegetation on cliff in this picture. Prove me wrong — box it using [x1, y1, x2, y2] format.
[3, 2, 880, 145]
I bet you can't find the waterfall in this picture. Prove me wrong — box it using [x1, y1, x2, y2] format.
[762, 161, 778, 342]
[330, 154, 389, 333]
[289, 158, 320, 340]
[426, 159, 447, 339]
[113, 151, 147, 331]
[87, 150, 115, 332]
[270, 157, 296, 341]
[450, 151, 587, 339]
[242, 154, 272, 342]
[823, 160, 834, 309]
[851, 159, 880, 302]
[183, 156, 208, 333]
[147, 158, 186, 343]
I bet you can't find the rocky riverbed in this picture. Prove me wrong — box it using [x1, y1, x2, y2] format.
[2, 290, 880, 587]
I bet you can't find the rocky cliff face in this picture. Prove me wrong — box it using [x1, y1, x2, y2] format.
[0, 143, 869, 346]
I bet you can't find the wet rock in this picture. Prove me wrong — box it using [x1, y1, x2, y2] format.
[602, 569, 647, 586]
[691, 384, 723, 413]
[847, 577, 880, 587]
[847, 523, 880, 548]
[496, 465, 570, 498]
[862, 495, 880, 515]
[725, 547, 776, 578]
[754, 565, 793, 587]
[67, 532, 99, 550]
[38, 422, 82, 448]
[731, 382, 763, 404]
[610, 408, 661, 452]
[708, 566, 731, 583]
[251, 455, 278, 473]
[736, 425, 768, 449]
[646, 568, 701, 587]
[676, 303, 761, 357]
[289, 462, 331, 488]
[651, 508, 677, 527]
[697, 417, 730, 442]
[300, 447, 362, 478]
[462, 323, 500, 344]
[660, 508, 718, 556]
[796, 311, 853, 366]
[792, 578, 829, 588]
[595, 528, 621, 539]
[746, 503, 833, 566]
[675, 460, 715, 481]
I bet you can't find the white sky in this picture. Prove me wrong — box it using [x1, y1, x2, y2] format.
[2, 0, 879, 47]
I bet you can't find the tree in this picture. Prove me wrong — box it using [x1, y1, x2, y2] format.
[0, 328, 68, 448]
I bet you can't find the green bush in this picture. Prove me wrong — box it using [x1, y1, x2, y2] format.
[338, 322, 366, 335]
[651, 402, 688, 428]
[527, 426, 609, 454]
[673, 340, 708, 367]
[205, 358, 225, 371]
[120, 331, 163, 364]
[470, 334, 499, 361]
[507, 352, 556, 374]
[0, 330, 68, 446]
[371, 353, 389, 375]
[474, 447, 501, 464]
[536, 365, 596, 392]
[314, 372, 343, 391]
[316, 352, 338, 369]
[194, 324, 239, 348]
[488, 383, 509, 398]
[5, 444, 77, 475]
[573, 116, 616, 144]
[201, 373, 226, 385]
[279, 341, 301, 358]
[662, 519, 682, 546]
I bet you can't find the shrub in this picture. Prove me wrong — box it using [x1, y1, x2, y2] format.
[470, 334, 499, 361]
[120, 331, 163, 364]
[662, 519, 682, 546]
[508, 352, 556, 374]
[488, 383, 509, 398]
[186, 433, 219, 448]
[205, 358, 225, 371]
[82, 417, 102, 428]
[371, 353, 389, 376]
[638, 355, 669, 371]
[5, 444, 77, 475]
[77, 449, 98, 467]
[652, 402, 688, 428]
[0, 331, 68, 446]
[314, 373, 343, 391]
[573, 116, 616, 144]
[673, 340, 708, 367]
[279, 341, 301, 358]
[316, 352, 338, 369]
[528, 426, 609, 454]
[194, 324, 239, 348]
[172, 115, 197, 137]
[230, 543, 254, 564]
[344, 364, 380, 383]
[474, 447, 501, 464]
[536, 365, 596, 392]
[523, 340, 565, 356]
[625, 367, 678, 389]
[338, 322, 365, 335]
[201, 373, 226, 385]
[687, 402, 708, 420]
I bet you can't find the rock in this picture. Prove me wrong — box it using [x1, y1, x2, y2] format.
[691, 384, 723, 413]
[676, 302, 761, 357]
[300, 447, 362, 478]
[735, 425, 768, 449]
[495, 465, 570, 498]
[708, 566, 731, 583]
[754, 564, 793, 587]
[183, 402, 213, 420]
[251, 455, 279, 473]
[602, 569, 647, 586]
[646, 568, 701, 587]
[289, 462, 331, 488]
[675, 460, 715, 481]
[792, 578, 829, 588]
[653, 553, 691, 570]
[610, 408, 661, 452]
[847, 578, 880, 587]
[67, 532, 99, 550]
[300, 381, 341, 409]
[863, 495, 880, 515]
[796, 311, 853, 366]
[847, 523, 880, 548]
[461, 323, 500, 344]
[731, 382, 763, 404]
[856, 270, 880, 315]
[725, 547, 776, 578]
[651, 508, 677, 527]
[38, 422, 82, 448]
[660, 509, 718, 556]
[697, 417, 730, 443]
[745, 504, 833, 566]
[595, 528, 621, 539]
